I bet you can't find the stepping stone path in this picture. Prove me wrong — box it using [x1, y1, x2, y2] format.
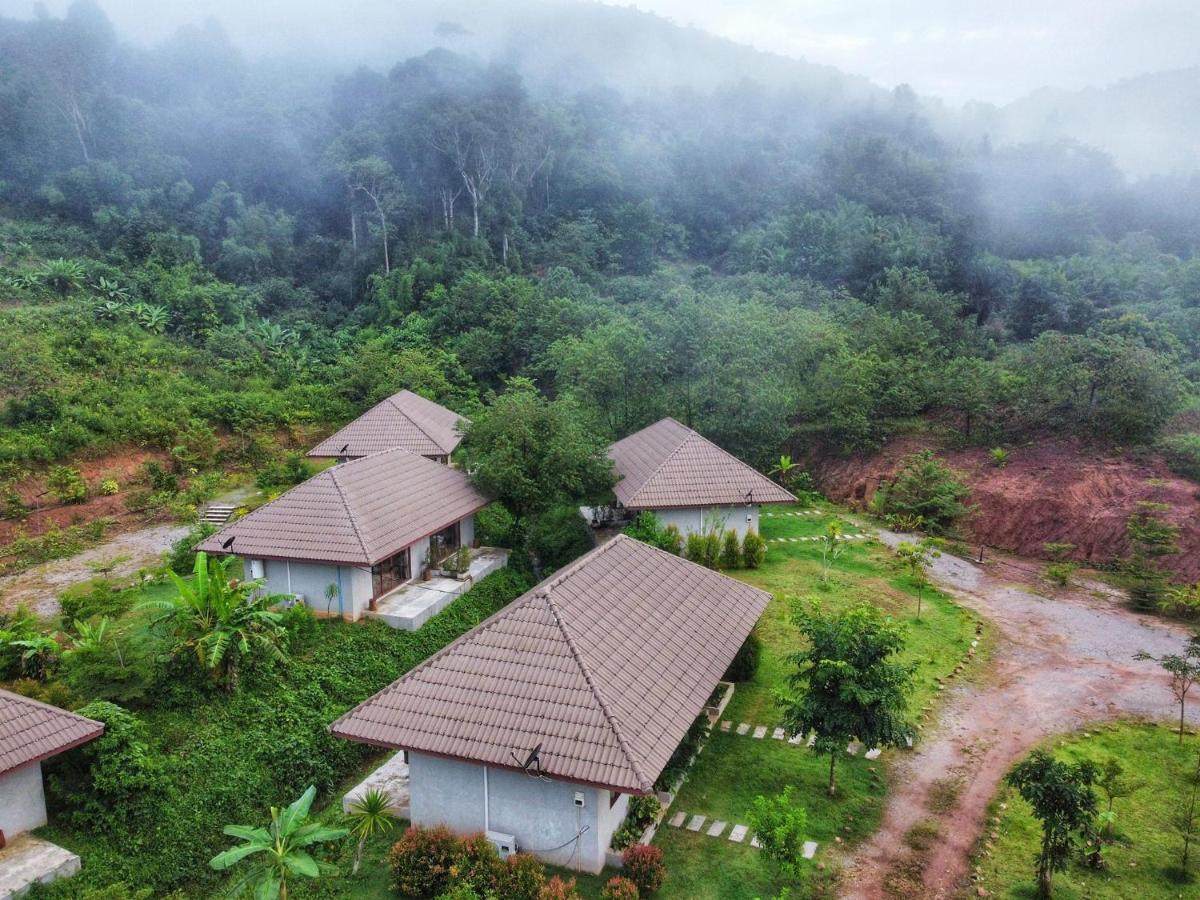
[789, 732, 805, 745]
[671, 812, 764, 852]
[864, 748, 882, 760]
[772, 727, 785, 740]
[803, 841, 819, 860]
[736, 723, 750, 735]
[728, 825, 748, 843]
[706, 820, 727, 837]
[687, 815, 706, 832]
[668, 811, 687, 828]
[752, 726, 767, 739]
[720, 720, 731, 732]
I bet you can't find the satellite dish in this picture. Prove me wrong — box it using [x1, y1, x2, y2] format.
[511, 743, 543, 775]
[222, 535, 236, 550]
[340, 443, 349, 453]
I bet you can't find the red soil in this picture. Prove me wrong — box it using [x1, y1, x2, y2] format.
[812, 436, 1200, 582]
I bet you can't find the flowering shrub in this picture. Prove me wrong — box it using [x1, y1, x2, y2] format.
[621, 843, 666, 894]
[388, 825, 461, 897]
[600, 875, 640, 900]
[538, 874, 582, 899]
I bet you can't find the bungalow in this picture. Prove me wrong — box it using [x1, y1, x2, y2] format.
[330, 535, 770, 873]
[197, 448, 490, 621]
[608, 418, 796, 538]
[308, 389, 467, 464]
[0, 690, 103, 842]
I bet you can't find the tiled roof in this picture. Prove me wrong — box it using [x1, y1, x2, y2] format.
[309, 390, 467, 459]
[0, 690, 104, 776]
[330, 535, 770, 793]
[197, 448, 489, 566]
[610, 418, 796, 509]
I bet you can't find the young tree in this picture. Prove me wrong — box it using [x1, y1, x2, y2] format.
[1135, 632, 1200, 744]
[1006, 751, 1099, 898]
[210, 785, 347, 899]
[1126, 501, 1180, 609]
[818, 520, 846, 584]
[873, 450, 973, 535]
[747, 786, 809, 878]
[781, 601, 915, 795]
[345, 788, 398, 875]
[1095, 757, 1140, 841]
[894, 540, 941, 619]
[1175, 750, 1200, 873]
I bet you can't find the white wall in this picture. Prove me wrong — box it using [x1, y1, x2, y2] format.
[652, 505, 760, 540]
[0, 762, 47, 838]
[409, 752, 622, 873]
[245, 559, 372, 621]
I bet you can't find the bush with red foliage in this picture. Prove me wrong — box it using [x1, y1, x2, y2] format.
[538, 874, 582, 899]
[497, 851, 547, 900]
[458, 832, 505, 894]
[600, 875, 641, 900]
[621, 843, 666, 894]
[388, 824, 461, 897]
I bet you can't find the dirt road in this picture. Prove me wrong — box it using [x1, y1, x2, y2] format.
[842, 529, 1199, 899]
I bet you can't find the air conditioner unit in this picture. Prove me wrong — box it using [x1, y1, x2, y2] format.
[486, 830, 517, 860]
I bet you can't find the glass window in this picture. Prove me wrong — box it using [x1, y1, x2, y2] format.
[371, 546, 411, 598]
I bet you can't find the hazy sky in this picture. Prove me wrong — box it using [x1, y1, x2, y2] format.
[6, 0, 1198, 105]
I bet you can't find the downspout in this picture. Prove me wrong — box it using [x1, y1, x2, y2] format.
[286, 561, 293, 596]
[336, 566, 345, 619]
[483, 766, 490, 833]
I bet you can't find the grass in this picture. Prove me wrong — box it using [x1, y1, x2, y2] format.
[976, 722, 1200, 899]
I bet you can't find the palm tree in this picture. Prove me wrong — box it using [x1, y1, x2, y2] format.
[345, 789, 398, 875]
[138, 552, 288, 692]
[210, 785, 348, 900]
[36, 258, 85, 298]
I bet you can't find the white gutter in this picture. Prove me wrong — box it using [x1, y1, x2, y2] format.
[483, 766, 490, 832]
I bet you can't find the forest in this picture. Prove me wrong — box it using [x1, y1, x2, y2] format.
[1, 1, 1199, 491]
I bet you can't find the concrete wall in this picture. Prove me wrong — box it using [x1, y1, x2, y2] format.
[0, 761, 47, 838]
[653, 505, 760, 540]
[409, 752, 623, 873]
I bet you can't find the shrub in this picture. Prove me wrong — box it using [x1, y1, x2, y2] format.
[61, 622, 159, 706]
[538, 875, 581, 900]
[684, 532, 706, 564]
[59, 578, 132, 621]
[611, 794, 661, 851]
[45, 701, 169, 832]
[989, 446, 1009, 468]
[458, 832, 504, 896]
[435, 884, 481, 900]
[723, 630, 761, 682]
[388, 825, 462, 897]
[254, 451, 312, 489]
[654, 714, 711, 791]
[600, 876, 640, 900]
[476, 501, 518, 547]
[141, 460, 179, 494]
[621, 844, 666, 894]
[527, 504, 594, 573]
[98, 477, 120, 496]
[1, 488, 26, 520]
[623, 512, 682, 555]
[700, 532, 721, 569]
[1161, 432, 1200, 481]
[873, 450, 973, 536]
[719, 529, 741, 569]
[660, 525, 683, 556]
[47, 464, 88, 503]
[1044, 561, 1079, 587]
[741, 530, 766, 568]
[747, 786, 810, 877]
[497, 852, 546, 900]
[166, 522, 218, 575]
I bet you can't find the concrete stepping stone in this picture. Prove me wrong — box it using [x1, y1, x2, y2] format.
[686, 815, 706, 832]
[846, 741, 862, 756]
[905, 735, 914, 748]
[788, 732, 805, 745]
[803, 840, 818, 859]
[736, 723, 750, 735]
[750, 835, 762, 848]
[772, 727, 785, 740]
[720, 720, 731, 732]
[807, 733, 817, 747]
[706, 820, 727, 837]
[668, 811, 686, 827]
[864, 748, 882, 760]
[728, 824, 748, 843]
[752, 726, 767, 739]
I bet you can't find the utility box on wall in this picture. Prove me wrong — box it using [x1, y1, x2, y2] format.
[487, 830, 517, 860]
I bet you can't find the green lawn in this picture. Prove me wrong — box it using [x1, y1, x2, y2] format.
[976, 722, 1200, 899]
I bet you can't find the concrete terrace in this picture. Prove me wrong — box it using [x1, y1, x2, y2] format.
[367, 547, 508, 630]
[0, 835, 80, 899]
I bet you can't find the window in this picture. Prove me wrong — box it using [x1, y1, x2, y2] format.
[371, 547, 411, 598]
[430, 520, 461, 563]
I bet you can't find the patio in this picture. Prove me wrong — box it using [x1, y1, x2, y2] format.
[367, 547, 509, 630]
[0, 835, 80, 899]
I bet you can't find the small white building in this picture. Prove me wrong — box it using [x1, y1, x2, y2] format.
[330, 535, 770, 873]
[307, 389, 467, 464]
[608, 418, 796, 538]
[198, 448, 490, 621]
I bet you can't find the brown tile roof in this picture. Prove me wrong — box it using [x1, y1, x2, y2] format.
[0, 690, 104, 776]
[309, 390, 467, 459]
[197, 448, 489, 566]
[610, 418, 795, 510]
[330, 535, 770, 793]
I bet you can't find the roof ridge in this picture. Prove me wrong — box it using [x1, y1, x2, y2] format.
[327, 465, 372, 560]
[0, 688, 102, 724]
[624, 423, 696, 504]
[539, 586, 653, 792]
[387, 391, 447, 452]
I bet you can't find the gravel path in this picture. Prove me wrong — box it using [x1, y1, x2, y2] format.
[842, 529, 1199, 900]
